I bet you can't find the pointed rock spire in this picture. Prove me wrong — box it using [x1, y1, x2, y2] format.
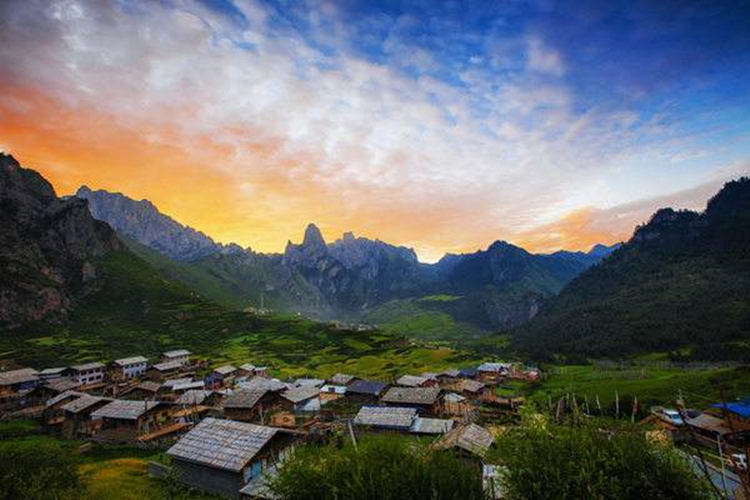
[302, 223, 326, 247]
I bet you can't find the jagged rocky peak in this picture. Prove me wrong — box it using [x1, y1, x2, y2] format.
[302, 222, 326, 247]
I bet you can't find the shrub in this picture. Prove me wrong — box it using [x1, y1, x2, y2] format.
[0, 440, 80, 499]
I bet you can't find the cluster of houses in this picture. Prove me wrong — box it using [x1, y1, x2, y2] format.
[0, 354, 543, 498]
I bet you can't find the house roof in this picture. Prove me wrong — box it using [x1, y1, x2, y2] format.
[686, 413, 734, 436]
[353, 406, 417, 430]
[477, 362, 511, 373]
[330, 373, 355, 385]
[167, 417, 280, 472]
[223, 389, 268, 409]
[162, 377, 193, 389]
[436, 424, 494, 457]
[347, 379, 387, 396]
[459, 368, 478, 378]
[712, 401, 750, 418]
[282, 385, 320, 404]
[238, 377, 289, 393]
[163, 349, 191, 358]
[0, 368, 39, 386]
[444, 392, 466, 403]
[173, 381, 205, 392]
[114, 356, 147, 366]
[440, 369, 460, 378]
[410, 417, 454, 435]
[382, 386, 441, 405]
[458, 379, 486, 393]
[91, 400, 160, 420]
[421, 372, 438, 380]
[44, 378, 82, 393]
[70, 362, 104, 371]
[214, 365, 237, 376]
[177, 390, 214, 406]
[152, 360, 183, 372]
[239, 363, 256, 372]
[294, 378, 325, 388]
[46, 390, 85, 408]
[135, 381, 161, 393]
[61, 394, 110, 414]
[396, 375, 429, 387]
[39, 367, 68, 376]
[320, 385, 347, 395]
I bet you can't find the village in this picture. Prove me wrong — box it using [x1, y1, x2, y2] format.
[1, 352, 748, 499]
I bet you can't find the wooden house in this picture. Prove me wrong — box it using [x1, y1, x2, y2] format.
[38, 367, 71, 382]
[223, 389, 283, 423]
[434, 423, 494, 459]
[346, 379, 388, 404]
[354, 406, 417, 432]
[119, 381, 161, 400]
[280, 385, 320, 413]
[476, 363, 511, 384]
[712, 400, 750, 432]
[43, 390, 85, 428]
[90, 399, 175, 442]
[146, 361, 183, 382]
[0, 368, 40, 411]
[395, 375, 435, 388]
[381, 386, 442, 415]
[329, 373, 358, 386]
[236, 363, 256, 378]
[443, 392, 473, 416]
[60, 394, 112, 438]
[167, 418, 297, 498]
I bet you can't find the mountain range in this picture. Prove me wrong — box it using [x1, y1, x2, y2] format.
[77, 185, 618, 336]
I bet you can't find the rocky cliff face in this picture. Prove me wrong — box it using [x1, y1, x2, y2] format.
[0, 154, 120, 327]
[76, 186, 234, 261]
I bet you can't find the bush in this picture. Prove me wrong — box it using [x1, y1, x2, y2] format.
[491, 415, 713, 499]
[269, 434, 485, 500]
[0, 440, 80, 499]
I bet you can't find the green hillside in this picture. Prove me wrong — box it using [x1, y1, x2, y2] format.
[513, 178, 750, 361]
[1, 250, 478, 377]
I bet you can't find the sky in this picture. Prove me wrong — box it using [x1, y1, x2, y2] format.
[1, 0, 749, 262]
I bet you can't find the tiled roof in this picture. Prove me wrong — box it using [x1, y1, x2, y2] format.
[46, 390, 85, 408]
[167, 417, 280, 472]
[44, 378, 82, 393]
[214, 365, 237, 376]
[173, 381, 205, 392]
[162, 377, 193, 389]
[436, 424, 494, 457]
[61, 394, 110, 414]
[686, 413, 733, 436]
[410, 417, 454, 435]
[135, 381, 162, 393]
[163, 349, 191, 358]
[353, 406, 417, 430]
[91, 400, 160, 420]
[177, 390, 213, 406]
[294, 378, 325, 388]
[239, 363, 256, 372]
[114, 356, 147, 366]
[70, 362, 104, 371]
[0, 368, 39, 386]
[238, 377, 289, 393]
[440, 369, 460, 378]
[477, 362, 511, 373]
[396, 375, 428, 387]
[458, 379, 486, 393]
[444, 392, 466, 403]
[282, 385, 320, 404]
[39, 367, 68, 376]
[151, 360, 183, 372]
[381, 386, 441, 405]
[330, 373, 355, 385]
[347, 379, 387, 396]
[223, 389, 268, 409]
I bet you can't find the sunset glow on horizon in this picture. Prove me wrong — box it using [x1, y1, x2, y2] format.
[2, 1, 749, 262]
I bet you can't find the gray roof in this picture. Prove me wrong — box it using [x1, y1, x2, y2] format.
[70, 362, 104, 371]
[444, 393, 466, 403]
[239, 363, 256, 372]
[458, 379, 486, 393]
[163, 349, 191, 358]
[167, 417, 280, 472]
[353, 406, 417, 429]
[47, 390, 85, 408]
[135, 381, 162, 393]
[477, 362, 511, 373]
[162, 377, 193, 389]
[223, 389, 268, 409]
[91, 400, 160, 420]
[421, 372, 438, 380]
[410, 417, 454, 435]
[440, 369, 460, 378]
[330, 373, 355, 385]
[173, 381, 205, 392]
[282, 385, 320, 404]
[239, 377, 289, 393]
[686, 413, 733, 436]
[152, 360, 183, 372]
[61, 394, 110, 414]
[347, 379, 387, 396]
[177, 390, 213, 406]
[437, 424, 494, 457]
[40, 367, 68, 376]
[294, 378, 325, 388]
[214, 365, 237, 376]
[382, 386, 441, 405]
[0, 368, 39, 386]
[114, 356, 147, 366]
[44, 378, 82, 393]
[396, 375, 429, 387]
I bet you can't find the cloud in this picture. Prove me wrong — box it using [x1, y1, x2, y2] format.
[0, 0, 747, 261]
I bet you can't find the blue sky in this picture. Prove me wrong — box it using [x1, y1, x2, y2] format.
[1, 0, 749, 260]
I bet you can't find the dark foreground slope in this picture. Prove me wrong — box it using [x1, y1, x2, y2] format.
[514, 178, 750, 361]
